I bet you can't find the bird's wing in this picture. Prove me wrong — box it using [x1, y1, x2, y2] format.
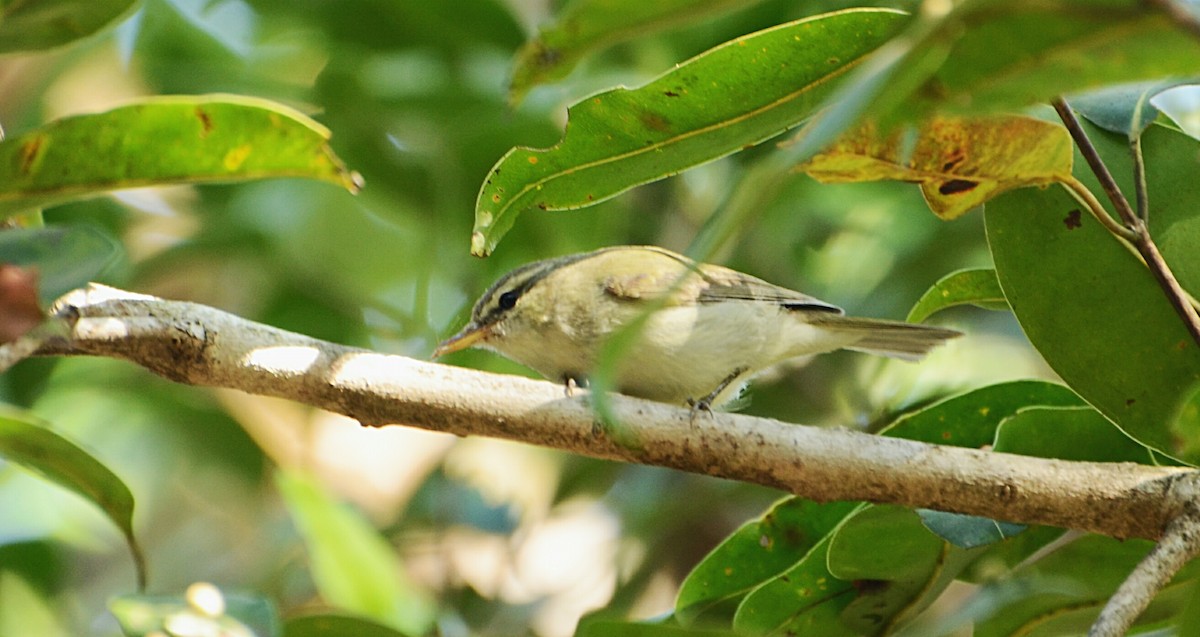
[694, 264, 843, 313]
[601, 254, 842, 314]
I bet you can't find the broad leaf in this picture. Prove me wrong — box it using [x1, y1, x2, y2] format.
[284, 614, 407, 637]
[880, 380, 1084, 449]
[826, 506, 958, 636]
[985, 123, 1200, 455]
[577, 618, 737, 637]
[913, 0, 1200, 117]
[676, 498, 861, 624]
[276, 470, 435, 636]
[0, 409, 145, 589]
[916, 510, 1024, 550]
[0, 225, 120, 303]
[798, 115, 1073, 220]
[472, 8, 908, 256]
[792, 0, 1200, 158]
[1072, 81, 1184, 138]
[508, 0, 758, 104]
[732, 527, 856, 636]
[993, 405, 1162, 464]
[907, 268, 1006, 323]
[0, 0, 138, 53]
[0, 95, 360, 216]
[969, 535, 1200, 637]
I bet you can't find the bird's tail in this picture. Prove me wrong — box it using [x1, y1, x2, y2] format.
[809, 315, 962, 361]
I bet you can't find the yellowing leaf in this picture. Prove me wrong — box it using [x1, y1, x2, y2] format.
[798, 116, 1074, 219]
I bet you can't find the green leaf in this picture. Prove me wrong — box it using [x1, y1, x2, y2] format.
[916, 510, 1024, 550]
[798, 0, 1200, 153]
[0, 408, 145, 590]
[508, 0, 759, 104]
[576, 618, 737, 637]
[915, 1, 1200, 117]
[1072, 81, 1182, 139]
[1170, 383, 1200, 460]
[826, 506, 953, 636]
[732, 527, 856, 636]
[676, 498, 860, 624]
[968, 534, 1200, 637]
[0, 225, 120, 303]
[907, 268, 1007, 323]
[799, 115, 1073, 220]
[472, 8, 909, 256]
[0, 95, 361, 216]
[276, 470, 435, 636]
[880, 380, 1084, 448]
[984, 124, 1200, 456]
[284, 614, 407, 637]
[0, 0, 139, 53]
[109, 589, 278, 637]
[993, 405, 1161, 464]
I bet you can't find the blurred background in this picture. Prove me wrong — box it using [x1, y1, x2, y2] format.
[0, 0, 1050, 634]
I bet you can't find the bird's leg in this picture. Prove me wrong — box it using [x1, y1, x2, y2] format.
[562, 375, 586, 398]
[687, 367, 747, 422]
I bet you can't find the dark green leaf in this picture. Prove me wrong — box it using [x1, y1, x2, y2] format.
[826, 506, 956, 636]
[993, 405, 1161, 464]
[0, 225, 120, 303]
[0, 96, 360, 216]
[968, 534, 1200, 637]
[907, 268, 1006, 322]
[1072, 81, 1183, 138]
[509, 0, 759, 104]
[798, 0, 1200, 154]
[676, 498, 860, 624]
[917, 510, 1025, 550]
[109, 588, 278, 637]
[0, 0, 138, 53]
[732, 527, 856, 636]
[284, 614, 407, 637]
[276, 470, 435, 636]
[577, 618, 737, 637]
[0, 408, 145, 589]
[1171, 383, 1200, 460]
[880, 380, 1084, 448]
[472, 8, 908, 255]
[984, 124, 1200, 455]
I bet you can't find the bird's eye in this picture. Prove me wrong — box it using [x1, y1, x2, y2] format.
[498, 290, 520, 310]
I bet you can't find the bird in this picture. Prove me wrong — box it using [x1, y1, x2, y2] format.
[434, 245, 960, 408]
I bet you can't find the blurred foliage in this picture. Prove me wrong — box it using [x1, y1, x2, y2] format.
[0, 0, 1198, 636]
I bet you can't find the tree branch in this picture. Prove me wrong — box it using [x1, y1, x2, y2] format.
[1090, 499, 1200, 636]
[1052, 96, 1200, 348]
[13, 284, 1196, 545]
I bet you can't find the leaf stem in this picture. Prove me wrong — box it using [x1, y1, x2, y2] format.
[1052, 96, 1200, 349]
[1131, 135, 1149, 223]
[1060, 176, 1138, 242]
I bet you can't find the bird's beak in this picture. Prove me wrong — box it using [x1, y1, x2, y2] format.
[432, 323, 490, 358]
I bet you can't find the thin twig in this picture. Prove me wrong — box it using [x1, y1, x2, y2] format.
[1052, 98, 1141, 227]
[1089, 505, 1200, 636]
[1052, 96, 1200, 348]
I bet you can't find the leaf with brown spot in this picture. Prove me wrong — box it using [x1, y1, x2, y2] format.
[797, 115, 1074, 219]
[0, 95, 361, 216]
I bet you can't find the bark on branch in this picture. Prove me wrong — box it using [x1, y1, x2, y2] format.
[12, 283, 1197, 547]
